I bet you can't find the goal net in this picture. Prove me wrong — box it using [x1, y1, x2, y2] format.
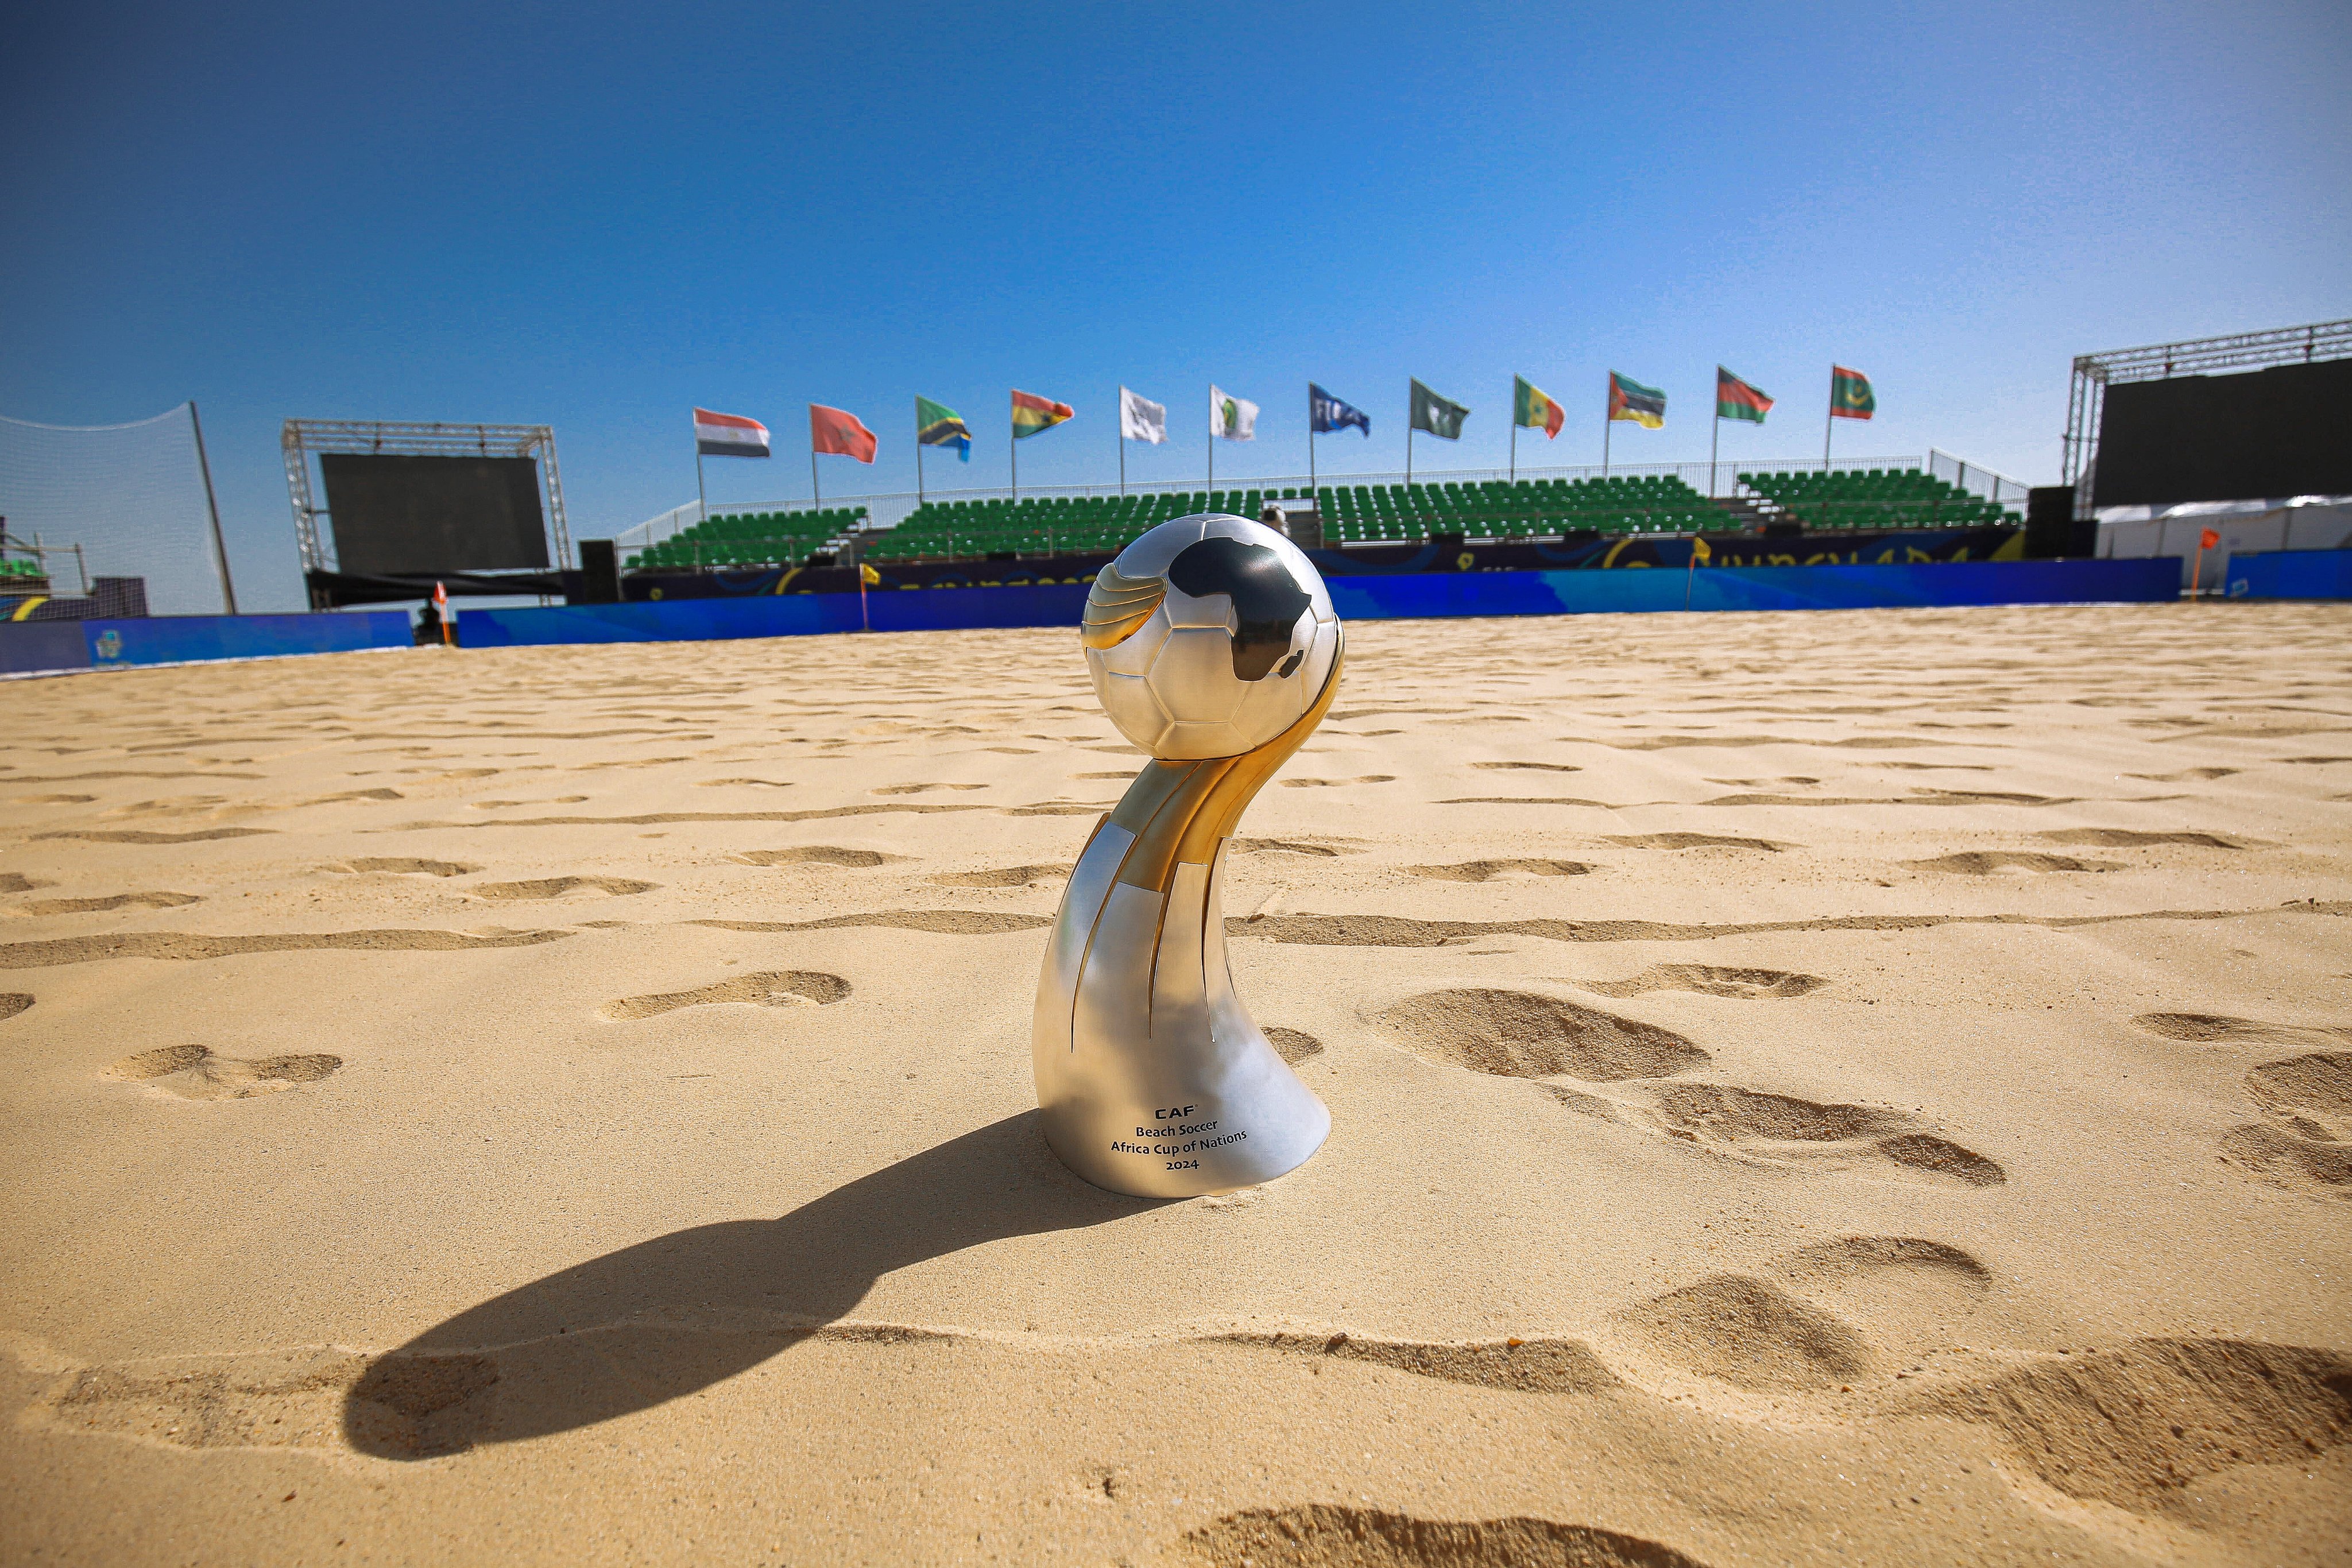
[0, 404, 231, 615]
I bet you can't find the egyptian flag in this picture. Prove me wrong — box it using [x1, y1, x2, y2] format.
[1716, 367, 1773, 424]
[694, 408, 771, 458]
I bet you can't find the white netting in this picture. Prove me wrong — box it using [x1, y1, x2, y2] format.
[0, 404, 230, 615]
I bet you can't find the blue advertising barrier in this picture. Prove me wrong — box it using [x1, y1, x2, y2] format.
[0, 621, 95, 676]
[84, 611, 414, 668]
[2226, 548, 2352, 601]
[464, 559, 2177, 648]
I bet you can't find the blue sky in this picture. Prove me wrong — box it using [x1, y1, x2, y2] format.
[3, 2, 2346, 610]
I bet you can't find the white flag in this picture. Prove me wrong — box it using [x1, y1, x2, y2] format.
[1120, 386, 1167, 444]
[1210, 385, 1258, 442]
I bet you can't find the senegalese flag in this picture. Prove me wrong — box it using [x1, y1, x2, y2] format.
[1608, 371, 1665, 429]
[916, 396, 971, 462]
[1512, 375, 1565, 438]
[1829, 365, 1875, 420]
[1011, 389, 1075, 439]
[1716, 367, 1773, 424]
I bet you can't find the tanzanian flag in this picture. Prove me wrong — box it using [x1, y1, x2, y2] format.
[916, 396, 970, 461]
[1716, 367, 1772, 423]
[1830, 366, 1875, 420]
[1011, 389, 1074, 439]
[1608, 371, 1665, 429]
[1513, 375, 1564, 438]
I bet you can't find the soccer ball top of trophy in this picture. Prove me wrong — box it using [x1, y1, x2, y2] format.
[1032, 515, 1339, 1197]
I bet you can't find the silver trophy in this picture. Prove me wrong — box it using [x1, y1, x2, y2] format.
[1032, 515, 1340, 1197]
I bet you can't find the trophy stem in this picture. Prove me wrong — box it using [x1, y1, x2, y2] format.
[1031, 651, 1343, 1197]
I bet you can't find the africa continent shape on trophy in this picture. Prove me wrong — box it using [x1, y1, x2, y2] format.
[1031, 513, 1341, 1198]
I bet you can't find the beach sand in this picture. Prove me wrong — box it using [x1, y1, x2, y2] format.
[2, 601, 2349, 1566]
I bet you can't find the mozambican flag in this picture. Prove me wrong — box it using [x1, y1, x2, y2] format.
[1513, 375, 1564, 438]
[1608, 373, 1666, 429]
[694, 407, 771, 458]
[1011, 389, 1075, 439]
[917, 396, 971, 461]
[1716, 367, 1773, 424]
[1830, 366, 1876, 420]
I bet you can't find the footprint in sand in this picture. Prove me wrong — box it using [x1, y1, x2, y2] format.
[1584, 964, 1828, 1000]
[1372, 988, 1710, 1081]
[105, 1044, 342, 1101]
[1182, 1507, 1705, 1568]
[470, 876, 656, 901]
[331, 858, 479, 877]
[1605, 833, 1786, 853]
[1232, 838, 1361, 857]
[736, 846, 901, 868]
[1645, 1083, 2006, 1187]
[2219, 1050, 2352, 1199]
[0, 994, 30, 1021]
[18, 892, 202, 915]
[1469, 760, 1583, 773]
[600, 970, 850, 1021]
[2040, 828, 2242, 850]
[1405, 858, 1592, 882]
[871, 783, 988, 796]
[1278, 775, 1395, 788]
[2133, 1011, 2351, 1046]
[1264, 1027, 1324, 1065]
[1907, 851, 2122, 875]
[929, 865, 1070, 888]
[0, 874, 53, 895]
[1600, 1234, 1992, 1394]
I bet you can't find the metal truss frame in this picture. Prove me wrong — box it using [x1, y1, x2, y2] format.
[2064, 319, 2351, 515]
[281, 419, 571, 579]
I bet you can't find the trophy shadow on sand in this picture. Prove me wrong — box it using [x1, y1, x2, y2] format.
[341, 1111, 1163, 1458]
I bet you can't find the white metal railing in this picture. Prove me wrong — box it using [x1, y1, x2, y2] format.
[610, 451, 2026, 548]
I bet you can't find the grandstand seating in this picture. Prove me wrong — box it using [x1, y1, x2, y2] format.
[624, 506, 867, 571]
[621, 469, 2013, 571]
[1735, 469, 2010, 531]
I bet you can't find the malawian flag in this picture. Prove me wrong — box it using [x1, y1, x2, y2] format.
[1830, 366, 1875, 420]
[1608, 373, 1665, 429]
[1409, 378, 1469, 440]
[1011, 389, 1074, 439]
[694, 407, 771, 458]
[1716, 367, 1773, 424]
[916, 396, 971, 462]
[1512, 375, 1564, 438]
[810, 404, 877, 463]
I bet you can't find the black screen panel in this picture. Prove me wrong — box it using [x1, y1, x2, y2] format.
[322, 455, 549, 575]
[2095, 358, 2352, 507]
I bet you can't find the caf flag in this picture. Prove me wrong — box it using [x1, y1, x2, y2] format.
[1120, 386, 1167, 444]
[810, 404, 877, 462]
[1830, 366, 1875, 420]
[1409, 378, 1469, 440]
[1309, 383, 1369, 436]
[1716, 367, 1773, 424]
[1211, 386, 1258, 442]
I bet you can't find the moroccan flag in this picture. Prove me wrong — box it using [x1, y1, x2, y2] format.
[916, 396, 971, 462]
[1830, 366, 1875, 420]
[694, 408, 771, 458]
[1409, 378, 1469, 440]
[1608, 372, 1666, 429]
[1716, 367, 1773, 424]
[1513, 375, 1565, 438]
[1011, 389, 1074, 439]
[810, 404, 877, 462]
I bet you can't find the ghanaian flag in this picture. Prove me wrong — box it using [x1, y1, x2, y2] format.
[1011, 389, 1074, 439]
[1512, 375, 1565, 438]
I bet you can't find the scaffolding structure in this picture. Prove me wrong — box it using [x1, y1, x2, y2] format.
[281, 419, 571, 583]
[2064, 319, 2352, 517]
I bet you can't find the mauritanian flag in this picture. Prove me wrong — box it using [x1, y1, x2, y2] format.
[1512, 375, 1565, 438]
[1608, 372, 1666, 429]
[1830, 366, 1876, 420]
[694, 407, 771, 458]
[1011, 389, 1075, 439]
[1716, 367, 1773, 424]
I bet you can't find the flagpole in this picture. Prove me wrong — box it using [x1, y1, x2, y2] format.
[1118, 396, 1125, 496]
[811, 439, 821, 509]
[1010, 416, 1017, 502]
[1307, 385, 1316, 494]
[1709, 405, 1720, 500]
[915, 397, 925, 505]
[1823, 367, 1835, 471]
[1510, 415, 1517, 483]
[695, 446, 707, 531]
